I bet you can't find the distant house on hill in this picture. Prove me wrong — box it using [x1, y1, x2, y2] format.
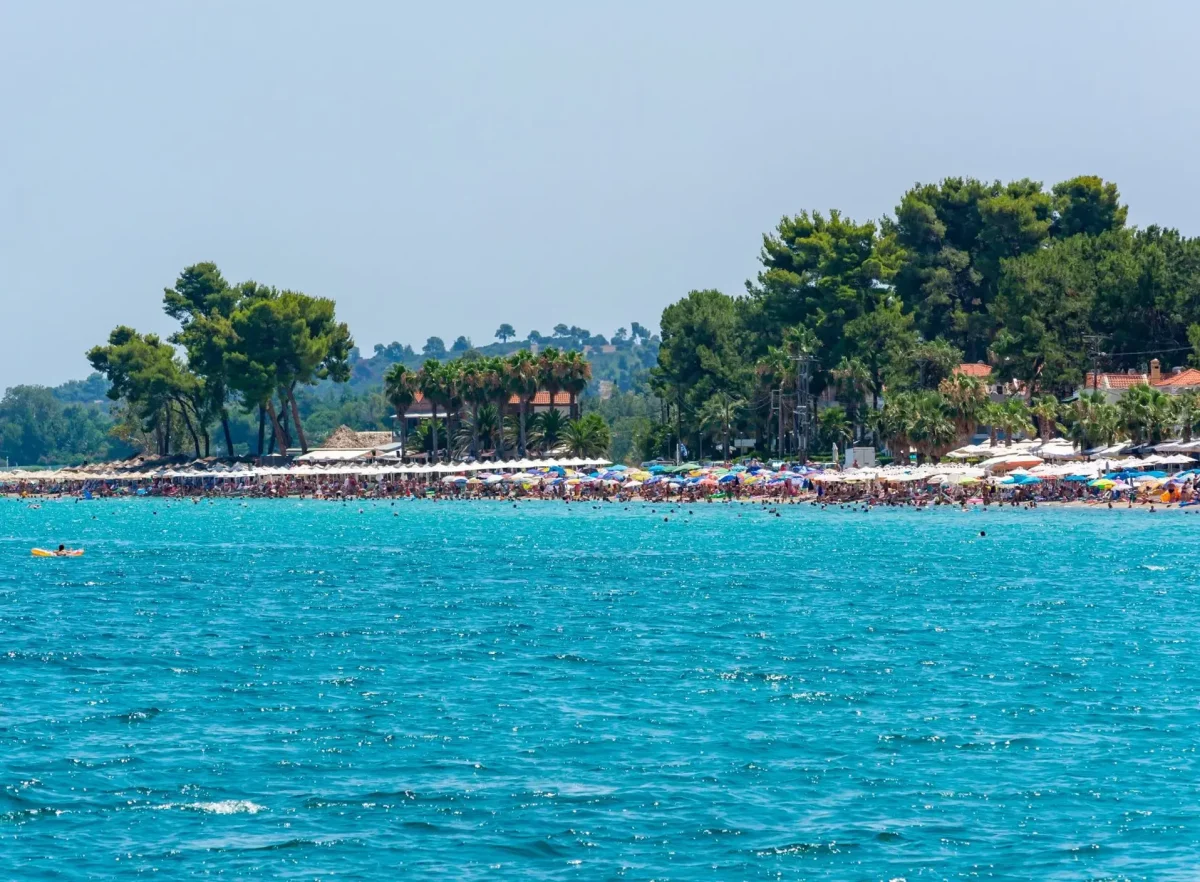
[1079, 359, 1200, 403]
[392, 390, 572, 441]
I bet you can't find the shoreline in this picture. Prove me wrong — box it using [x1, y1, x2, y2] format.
[2, 490, 1188, 513]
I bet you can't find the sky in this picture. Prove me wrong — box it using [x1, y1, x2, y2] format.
[3, 0, 1200, 386]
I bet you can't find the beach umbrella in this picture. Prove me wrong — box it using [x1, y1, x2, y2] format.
[980, 453, 1045, 472]
[1007, 473, 1042, 485]
[1161, 453, 1197, 464]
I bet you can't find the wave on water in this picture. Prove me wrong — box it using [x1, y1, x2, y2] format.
[114, 707, 162, 723]
[156, 800, 267, 815]
[755, 841, 856, 856]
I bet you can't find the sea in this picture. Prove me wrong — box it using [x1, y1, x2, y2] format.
[1, 497, 1198, 879]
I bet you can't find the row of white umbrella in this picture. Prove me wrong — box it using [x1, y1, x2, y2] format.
[0, 457, 611, 484]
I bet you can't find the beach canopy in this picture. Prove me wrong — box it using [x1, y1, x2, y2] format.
[980, 452, 1044, 472]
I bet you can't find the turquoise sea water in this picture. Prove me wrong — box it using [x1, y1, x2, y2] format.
[1, 498, 1198, 879]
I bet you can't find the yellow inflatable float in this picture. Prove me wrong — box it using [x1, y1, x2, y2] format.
[32, 548, 84, 557]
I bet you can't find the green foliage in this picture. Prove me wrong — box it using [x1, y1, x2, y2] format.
[0, 385, 133, 466]
[696, 391, 746, 459]
[1118, 384, 1178, 444]
[56, 171, 1200, 467]
[563, 413, 612, 458]
[816, 404, 852, 450]
[87, 325, 208, 457]
[86, 265, 355, 459]
[528, 408, 567, 453]
[641, 172, 1200, 459]
[1063, 391, 1122, 451]
[1051, 176, 1128, 239]
[891, 177, 1054, 360]
[653, 289, 748, 420]
[990, 237, 1093, 396]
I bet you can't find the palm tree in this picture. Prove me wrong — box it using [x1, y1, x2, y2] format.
[563, 413, 612, 458]
[865, 407, 888, 455]
[417, 359, 444, 461]
[782, 324, 820, 359]
[834, 356, 874, 442]
[561, 350, 592, 420]
[979, 400, 1003, 447]
[876, 392, 918, 461]
[537, 346, 565, 413]
[483, 357, 509, 458]
[911, 396, 956, 461]
[507, 350, 540, 457]
[529, 408, 567, 454]
[885, 390, 954, 462]
[1176, 389, 1200, 442]
[1119, 384, 1177, 444]
[406, 418, 435, 456]
[1063, 392, 1099, 452]
[1146, 388, 1178, 444]
[1094, 400, 1122, 447]
[440, 361, 465, 452]
[756, 346, 793, 456]
[818, 405, 853, 454]
[1030, 394, 1061, 440]
[455, 403, 500, 456]
[938, 374, 987, 445]
[383, 363, 416, 457]
[463, 359, 505, 459]
[697, 392, 746, 459]
[996, 397, 1035, 447]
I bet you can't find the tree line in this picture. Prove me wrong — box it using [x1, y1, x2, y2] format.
[650, 175, 1200, 459]
[383, 349, 610, 460]
[86, 264, 353, 459]
[73, 263, 613, 464]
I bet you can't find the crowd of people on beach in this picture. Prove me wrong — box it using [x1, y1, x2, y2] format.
[4, 460, 1198, 510]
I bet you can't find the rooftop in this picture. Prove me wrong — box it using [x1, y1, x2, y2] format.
[318, 426, 394, 449]
[1085, 369, 1200, 391]
[403, 390, 572, 410]
[1155, 367, 1200, 388]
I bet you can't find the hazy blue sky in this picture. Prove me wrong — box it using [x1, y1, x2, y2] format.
[3, 1, 1198, 385]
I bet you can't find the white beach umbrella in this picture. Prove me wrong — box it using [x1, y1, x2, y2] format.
[1161, 453, 1196, 465]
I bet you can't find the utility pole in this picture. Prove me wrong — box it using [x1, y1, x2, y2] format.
[1083, 334, 1105, 391]
[792, 354, 815, 462]
[675, 388, 683, 464]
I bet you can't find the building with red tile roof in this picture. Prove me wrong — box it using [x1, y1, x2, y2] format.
[1080, 359, 1200, 400]
[397, 390, 571, 420]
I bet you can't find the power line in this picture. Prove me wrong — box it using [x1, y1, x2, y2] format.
[1102, 344, 1194, 358]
